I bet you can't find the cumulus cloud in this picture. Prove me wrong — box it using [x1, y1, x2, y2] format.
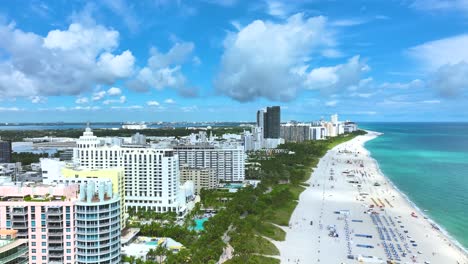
[92, 91, 107, 101]
[103, 95, 126, 105]
[147, 101, 160, 106]
[408, 34, 468, 97]
[215, 13, 358, 102]
[304, 56, 369, 93]
[127, 42, 198, 97]
[30, 96, 47, 104]
[325, 100, 338, 107]
[107, 87, 122, 96]
[430, 62, 468, 97]
[379, 79, 424, 89]
[164, 98, 175, 104]
[0, 20, 135, 98]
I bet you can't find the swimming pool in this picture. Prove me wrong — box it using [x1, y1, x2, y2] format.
[224, 183, 244, 189]
[146, 240, 158, 246]
[191, 218, 208, 231]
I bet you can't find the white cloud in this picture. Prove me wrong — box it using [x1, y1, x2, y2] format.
[265, 0, 289, 18]
[430, 62, 468, 97]
[101, 0, 140, 32]
[147, 101, 160, 106]
[325, 100, 338, 107]
[73, 106, 101, 111]
[127, 42, 198, 97]
[379, 79, 424, 89]
[202, 0, 237, 7]
[408, 34, 468, 71]
[0, 107, 22, 111]
[181, 105, 198, 112]
[30, 96, 47, 104]
[164, 98, 175, 104]
[0, 20, 135, 98]
[75, 97, 89, 104]
[304, 56, 369, 93]
[422, 100, 441, 104]
[103, 95, 126, 105]
[107, 87, 122, 96]
[215, 13, 347, 102]
[331, 18, 367, 27]
[408, 34, 468, 97]
[92, 91, 106, 101]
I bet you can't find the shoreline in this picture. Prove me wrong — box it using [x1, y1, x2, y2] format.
[364, 130, 468, 256]
[276, 131, 468, 263]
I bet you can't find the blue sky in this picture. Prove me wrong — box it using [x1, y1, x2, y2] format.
[0, 0, 468, 122]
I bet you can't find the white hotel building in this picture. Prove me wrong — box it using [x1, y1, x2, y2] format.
[73, 127, 185, 214]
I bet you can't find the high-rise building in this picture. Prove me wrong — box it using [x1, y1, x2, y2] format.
[76, 182, 121, 264]
[256, 109, 265, 130]
[175, 145, 245, 182]
[264, 106, 281, 139]
[73, 126, 185, 214]
[0, 139, 12, 163]
[180, 166, 217, 195]
[0, 183, 79, 264]
[41, 160, 126, 230]
[280, 123, 313, 142]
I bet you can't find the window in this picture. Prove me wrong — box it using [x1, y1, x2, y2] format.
[66, 242, 71, 246]
[66, 249, 71, 253]
[66, 235, 71, 239]
[32, 249, 36, 253]
[42, 242, 46, 246]
[32, 256, 36, 260]
[66, 228, 71, 232]
[41, 235, 46, 239]
[32, 235, 36, 239]
[67, 256, 71, 260]
[42, 256, 46, 260]
[32, 242, 36, 246]
[42, 249, 46, 253]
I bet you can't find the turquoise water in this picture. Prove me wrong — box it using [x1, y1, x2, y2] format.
[361, 122, 468, 250]
[224, 183, 244, 189]
[192, 218, 208, 231]
[146, 240, 158, 245]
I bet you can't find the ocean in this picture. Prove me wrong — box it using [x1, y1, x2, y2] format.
[361, 122, 468, 250]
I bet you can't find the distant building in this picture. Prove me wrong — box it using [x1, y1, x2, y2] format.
[59, 149, 74, 161]
[256, 109, 265, 130]
[175, 145, 245, 182]
[0, 139, 12, 163]
[344, 122, 358, 133]
[0, 230, 28, 264]
[131, 133, 146, 145]
[280, 123, 312, 142]
[180, 166, 217, 194]
[264, 106, 281, 139]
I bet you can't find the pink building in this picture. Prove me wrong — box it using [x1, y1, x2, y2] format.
[0, 183, 78, 264]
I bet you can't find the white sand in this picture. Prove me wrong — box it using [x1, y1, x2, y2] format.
[275, 132, 468, 264]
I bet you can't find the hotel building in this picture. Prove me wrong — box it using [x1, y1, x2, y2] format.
[180, 166, 217, 195]
[73, 126, 185, 214]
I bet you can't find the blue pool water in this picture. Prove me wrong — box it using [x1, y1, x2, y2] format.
[146, 241, 158, 246]
[192, 218, 208, 231]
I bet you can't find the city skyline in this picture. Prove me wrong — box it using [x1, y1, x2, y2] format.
[1, 0, 468, 122]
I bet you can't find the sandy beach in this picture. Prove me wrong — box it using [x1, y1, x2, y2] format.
[276, 131, 468, 264]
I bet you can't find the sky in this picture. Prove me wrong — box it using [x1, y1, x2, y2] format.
[0, 0, 468, 123]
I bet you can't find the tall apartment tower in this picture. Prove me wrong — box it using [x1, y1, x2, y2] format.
[0, 138, 12, 163]
[256, 109, 265, 130]
[264, 106, 281, 139]
[73, 126, 184, 214]
[76, 182, 121, 264]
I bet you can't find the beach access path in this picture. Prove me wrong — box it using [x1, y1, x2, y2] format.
[275, 131, 468, 264]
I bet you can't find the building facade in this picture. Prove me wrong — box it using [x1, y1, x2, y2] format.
[0, 184, 78, 264]
[73, 127, 185, 214]
[180, 166, 217, 194]
[264, 106, 281, 139]
[0, 140, 12, 163]
[175, 145, 245, 182]
[76, 182, 120, 264]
